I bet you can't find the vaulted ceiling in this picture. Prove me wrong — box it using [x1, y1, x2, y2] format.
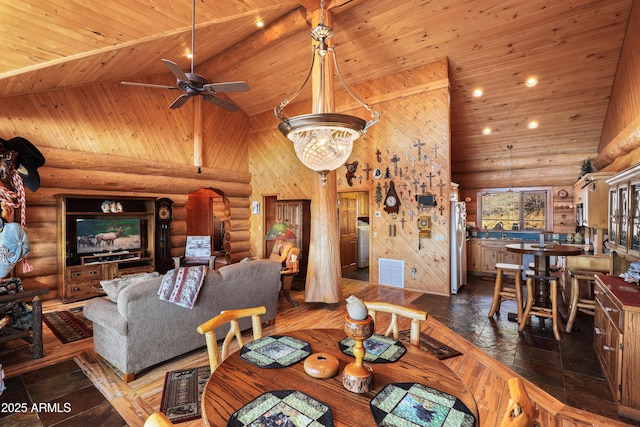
[0, 0, 634, 181]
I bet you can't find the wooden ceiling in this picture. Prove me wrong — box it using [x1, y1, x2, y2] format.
[0, 0, 635, 181]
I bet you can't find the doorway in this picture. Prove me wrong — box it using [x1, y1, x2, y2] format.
[185, 188, 226, 253]
[339, 191, 370, 281]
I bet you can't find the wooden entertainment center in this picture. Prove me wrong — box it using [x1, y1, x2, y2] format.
[56, 195, 156, 303]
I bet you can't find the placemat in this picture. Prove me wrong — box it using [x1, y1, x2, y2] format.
[370, 382, 476, 427]
[240, 335, 311, 368]
[339, 334, 406, 363]
[227, 390, 333, 426]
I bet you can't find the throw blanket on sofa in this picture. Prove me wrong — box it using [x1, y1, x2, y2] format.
[158, 266, 207, 309]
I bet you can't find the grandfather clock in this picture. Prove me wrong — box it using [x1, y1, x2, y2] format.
[155, 198, 174, 273]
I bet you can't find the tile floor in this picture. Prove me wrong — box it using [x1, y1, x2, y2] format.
[0, 359, 126, 426]
[412, 274, 639, 426]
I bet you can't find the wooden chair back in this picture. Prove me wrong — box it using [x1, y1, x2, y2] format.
[197, 306, 266, 372]
[363, 301, 427, 346]
[500, 377, 536, 427]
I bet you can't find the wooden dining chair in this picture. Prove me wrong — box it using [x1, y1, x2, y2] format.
[363, 301, 427, 346]
[197, 306, 266, 372]
[144, 412, 175, 427]
[500, 377, 536, 427]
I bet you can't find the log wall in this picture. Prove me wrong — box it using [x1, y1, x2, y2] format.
[0, 77, 253, 299]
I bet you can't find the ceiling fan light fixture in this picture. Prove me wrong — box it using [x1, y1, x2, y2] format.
[274, 0, 379, 186]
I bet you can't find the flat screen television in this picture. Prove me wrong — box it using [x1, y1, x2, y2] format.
[75, 217, 142, 255]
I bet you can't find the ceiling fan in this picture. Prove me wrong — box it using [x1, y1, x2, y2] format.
[121, 0, 249, 111]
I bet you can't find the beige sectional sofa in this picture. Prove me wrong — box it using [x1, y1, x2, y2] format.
[83, 259, 282, 382]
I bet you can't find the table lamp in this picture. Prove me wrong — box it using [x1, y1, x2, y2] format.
[265, 222, 297, 264]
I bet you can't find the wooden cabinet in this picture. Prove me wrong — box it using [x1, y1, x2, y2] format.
[574, 172, 612, 228]
[480, 240, 521, 273]
[356, 192, 369, 217]
[607, 165, 640, 258]
[275, 199, 311, 283]
[57, 195, 156, 303]
[466, 239, 482, 273]
[467, 239, 522, 274]
[593, 274, 640, 421]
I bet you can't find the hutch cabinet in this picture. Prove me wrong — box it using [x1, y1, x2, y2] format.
[274, 199, 311, 283]
[56, 195, 156, 303]
[594, 274, 640, 421]
[607, 165, 640, 258]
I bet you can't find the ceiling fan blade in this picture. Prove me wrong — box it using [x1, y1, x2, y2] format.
[162, 59, 190, 83]
[168, 94, 191, 109]
[121, 81, 179, 90]
[202, 94, 240, 112]
[202, 81, 250, 93]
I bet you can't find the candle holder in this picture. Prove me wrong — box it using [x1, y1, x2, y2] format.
[342, 314, 374, 393]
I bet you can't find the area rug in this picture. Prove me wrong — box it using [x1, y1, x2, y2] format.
[398, 330, 462, 360]
[43, 307, 93, 344]
[159, 365, 211, 424]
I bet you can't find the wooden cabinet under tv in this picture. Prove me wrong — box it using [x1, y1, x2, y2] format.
[56, 195, 156, 303]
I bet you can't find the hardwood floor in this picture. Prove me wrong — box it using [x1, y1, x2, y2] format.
[2, 277, 637, 426]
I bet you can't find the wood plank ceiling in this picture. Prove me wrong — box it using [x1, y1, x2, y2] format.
[0, 0, 634, 184]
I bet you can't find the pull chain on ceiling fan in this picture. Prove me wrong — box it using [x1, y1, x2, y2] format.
[121, 0, 249, 111]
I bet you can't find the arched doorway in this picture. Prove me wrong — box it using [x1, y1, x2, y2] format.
[186, 188, 228, 254]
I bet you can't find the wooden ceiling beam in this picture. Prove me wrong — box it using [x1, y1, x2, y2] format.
[200, 8, 309, 78]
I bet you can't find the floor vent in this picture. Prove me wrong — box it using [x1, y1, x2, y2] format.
[378, 258, 404, 288]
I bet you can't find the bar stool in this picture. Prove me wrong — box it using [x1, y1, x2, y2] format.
[565, 269, 600, 333]
[519, 274, 561, 340]
[488, 263, 524, 321]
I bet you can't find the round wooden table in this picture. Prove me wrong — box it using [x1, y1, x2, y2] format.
[201, 328, 478, 426]
[506, 243, 584, 306]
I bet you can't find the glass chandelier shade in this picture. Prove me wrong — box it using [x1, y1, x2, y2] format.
[278, 113, 366, 173]
[274, 1, 379, 185]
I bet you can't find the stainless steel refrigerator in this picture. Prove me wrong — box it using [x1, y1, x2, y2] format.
[451, 201, 467, 294]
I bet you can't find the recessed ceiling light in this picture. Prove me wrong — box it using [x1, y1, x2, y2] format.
[482, 127, 492, 135]
[525, 77, 538, 87]
[473, 88, 483, 97]
[256, 20, 264, 28]
[527, 120, 539, 129]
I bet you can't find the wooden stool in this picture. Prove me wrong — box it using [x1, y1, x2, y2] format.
[519, 274, 561, 340]
[565, 269, 600, 333]
[488, 263, 524, 321]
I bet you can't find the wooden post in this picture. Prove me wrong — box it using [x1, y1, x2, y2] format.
[304, 8, 343, 303]
[32, 295, 44, 359]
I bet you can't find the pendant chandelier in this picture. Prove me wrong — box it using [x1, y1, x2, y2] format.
[274, 0, 380, 186]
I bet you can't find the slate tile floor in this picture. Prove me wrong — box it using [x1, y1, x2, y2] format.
[0, 359, 126, 426]
[412, 274, 639, 426]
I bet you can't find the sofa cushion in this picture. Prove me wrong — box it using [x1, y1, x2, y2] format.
[100, 271, 160, 302]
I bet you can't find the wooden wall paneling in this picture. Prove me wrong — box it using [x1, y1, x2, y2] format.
[597, 0, 640, 168]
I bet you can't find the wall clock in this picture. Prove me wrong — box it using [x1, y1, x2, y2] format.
[383, 181, 401, 217]
[557, 189, 568, 198]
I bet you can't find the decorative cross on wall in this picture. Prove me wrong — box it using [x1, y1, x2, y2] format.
[432, 143, 439, 159]
[413, 140, 426, 159]
[375, 149, 382, 163]
[426, 171, 435, 188]
[437, 179, 446, 197]
[390, 154, 400, 176]
[362, 163, 372, 180]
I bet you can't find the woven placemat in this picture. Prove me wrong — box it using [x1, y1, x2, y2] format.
[240, 335, 311, 368]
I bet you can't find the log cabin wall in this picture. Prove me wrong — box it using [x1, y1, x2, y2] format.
[0, 82, 252, 300]
[249, 58, 454, 295]
[595, 0, 640, 172]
